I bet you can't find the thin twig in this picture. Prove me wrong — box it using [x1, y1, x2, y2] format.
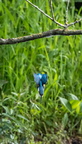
[50, 0, 54, 20]
[0, 29, 82, 45]
[65, 0, 70, 24]
[26, 0, 66, 28]
[26, 0, 82, 29]
[66, 19, 82, 27]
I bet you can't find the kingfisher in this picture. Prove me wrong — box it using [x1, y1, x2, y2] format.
[33, 73, 47, 96]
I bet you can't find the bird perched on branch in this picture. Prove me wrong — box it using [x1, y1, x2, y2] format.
[33, 73, 47, 96]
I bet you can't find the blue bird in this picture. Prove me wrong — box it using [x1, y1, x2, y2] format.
[41, 74, 47, 84]
[38, 81, 44, 96]
[33, 73, 42, 85]
[33, 73, 47, 96]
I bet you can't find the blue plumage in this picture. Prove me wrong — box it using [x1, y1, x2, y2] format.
[38, 81, 44, 96]
[41, 74, 47, 84]
[33, 73, 41, 85]
[33, 73, 47, 96]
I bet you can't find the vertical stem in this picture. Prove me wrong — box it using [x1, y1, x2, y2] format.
[50, 0, 54, 20]
[65, 0, 70, 24]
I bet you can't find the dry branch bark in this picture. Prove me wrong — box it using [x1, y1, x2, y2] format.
[0, 1, 81, 45]
[0, 29, 82, 45]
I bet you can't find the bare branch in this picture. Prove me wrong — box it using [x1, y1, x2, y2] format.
[0, 29, 82, 45]
[26, 0, 82, 29]
[50, 0, 54, 20]
[67, 19, 82, 27]
[0, 0, 81, 46]
[26, 0, 66, 28]
[65, 0, 70, 24]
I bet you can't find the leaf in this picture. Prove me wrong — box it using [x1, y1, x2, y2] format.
[62, 113, 68, 129]
[17, 115, 29, 121]
[59, 97, 72, 112]
[0, 80, 8, 89]
[11, 92, 18, 96]
[79, 120, 82, 134]
[80, 102, 82, 113]
[30, 108, 41, 115]
[68, 93, 79, 100]
[70, 100, 80, 109]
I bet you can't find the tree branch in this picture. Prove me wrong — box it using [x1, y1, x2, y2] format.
[26, 0, 82, 29]
[26, 0, 66, 28]
[66, 19, 82, 27]
[0, 29, 82, 45]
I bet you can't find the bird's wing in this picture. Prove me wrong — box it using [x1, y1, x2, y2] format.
[38, 73, 42, 79]
[41, 74, 47, 84]
[33, 74, 40, 85]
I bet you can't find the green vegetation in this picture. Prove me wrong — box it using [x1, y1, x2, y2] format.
[0, 0, 82, 143]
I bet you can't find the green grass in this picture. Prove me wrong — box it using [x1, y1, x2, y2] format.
[0, 0, 82, 143]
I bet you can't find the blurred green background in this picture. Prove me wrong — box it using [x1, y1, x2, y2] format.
[0, 0, 82, 143]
